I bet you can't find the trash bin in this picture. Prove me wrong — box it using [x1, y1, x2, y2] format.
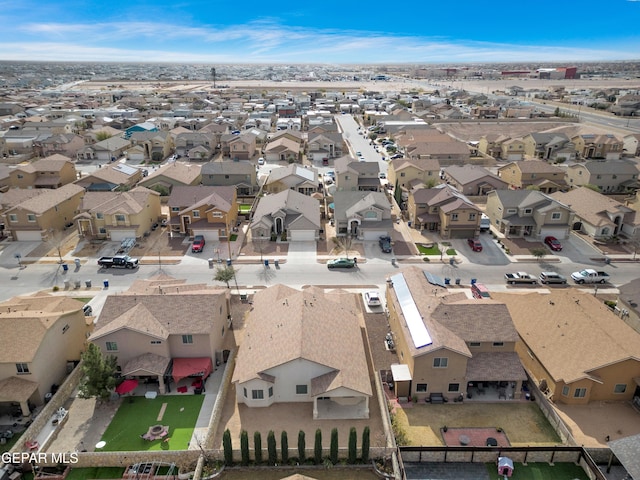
[62, 263, 68, 272]
[449, 257, 455, 265]
[471, 278, 477, 285]
[74, 280, 81, 289]
[74, 258, 81, 268]
[103, 280, 109, 288]
[274, 259, 279, 267]
[391, 258, 396, 265]
[444, 278, 450, 285]
[455, 278, 461, 285]
[63, 279, 70, 289]
[208, 258, 214, 267]
[226, 258, 232, 266]
[264, 259, 269, 266]
[85, 280, 92, 288]
[45, 393, 53, 403]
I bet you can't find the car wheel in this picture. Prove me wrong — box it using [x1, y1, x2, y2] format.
[600, 279, 606, 284]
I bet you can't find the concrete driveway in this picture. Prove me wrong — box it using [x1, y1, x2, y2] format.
[449, 235, 510, 266]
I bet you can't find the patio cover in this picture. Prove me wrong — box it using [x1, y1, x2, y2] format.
[608, 434, 640, 480]
[0, 376, 39, 403]
[172, 357, 213, 384]
[465, 352, 527, 381]
[115, 378, 139, 395]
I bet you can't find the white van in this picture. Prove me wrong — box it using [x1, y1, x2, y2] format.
[480, 214, 491, 232]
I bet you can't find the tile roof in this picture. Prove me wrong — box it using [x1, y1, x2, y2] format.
[443, 165, 503, 185]
[4, 183, 84, 214]
[551, 187, 635, 228]
[232, 285, 372, 396]
[492, 290, 640, 384]
[201, 160, 255, 175]
[251, 189, 321, 229]
[142, 162, 202, 186]
[79, 186, 158, 215]
[167, 185, 235, 212]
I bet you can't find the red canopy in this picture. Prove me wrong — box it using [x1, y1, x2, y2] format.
[172, 357, 213, 384]
[115, 378, 139, 395]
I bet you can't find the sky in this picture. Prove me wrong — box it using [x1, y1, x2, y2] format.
[1, 0, 639, 64]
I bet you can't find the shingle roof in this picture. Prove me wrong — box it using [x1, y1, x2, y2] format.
[251, 189, 321, 229]
[201, 160, 254, 175]
[5, 183, 83, 214]
[232, 285, 372, 396]
[550, 187, 635, 228]
[167, 185, 235, 212]
[79, 186, 158, 215]
[141, 162, 202, 186]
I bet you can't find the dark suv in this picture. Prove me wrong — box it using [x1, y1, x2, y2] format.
[379, 235, 392, 253]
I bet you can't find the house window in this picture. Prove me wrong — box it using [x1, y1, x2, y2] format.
[212, 212, 223, 218]
[62, 324, 70, 334]
[574, 388, 587, 398]
[27, 214, 36, 222]
[416, 383, 428, 393]
[243, 388, 247, 398]
[469, 342, 481, 347]
[507, 209, 517, 214]
[451, 213, 458, 221]
[115, 214, 125, 222]
[106, 342, 118, 351]
[99, 228, 107, 234]
[433, 357, 448, 368]
[225, 175, 230, 179]
[551, 212, 561, 220]
[596, 175, 602, 179]
[269, 386, 273, 397]
[221, 326, 225, 337]
[96, 213, 104, 219]
[296, 385, 308, 395]
[182, 335, 193, 344]
[9, 214, 17, 223]
[252, 389, 264, 400]
[150, 340, 161, 345]
[345, 175, 350, 180]
[562, 386, 570, 396]
[524, 208, 532, 214]
[468, 213, 476, 221]
[614, 384, 627, 394]
[400, 172, 405, 177]
[16, 363, 30, 374]
[448, 383, 460, 392]
[171, 207, 179, 212]
[192, 211, 200, 218]
[17, 174, 24, 179]
[612, 174, 617, 179]
[492, 342, 504, 347]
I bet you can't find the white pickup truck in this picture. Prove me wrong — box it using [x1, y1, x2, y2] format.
[504, 272, 538, 285]
[571, 269, 610, 284]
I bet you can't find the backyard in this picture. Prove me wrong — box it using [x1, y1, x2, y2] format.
[486, 461, 588, 480]
[393, 403, 561, 447]
[98, 395, 204, 451]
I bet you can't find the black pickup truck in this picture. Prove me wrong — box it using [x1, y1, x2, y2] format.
[97, 255, 139, 269]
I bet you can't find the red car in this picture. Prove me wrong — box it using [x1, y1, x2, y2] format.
[544, 236, 562, 251]
[467, 238, 483, 252]
[191, 235, 205, 253]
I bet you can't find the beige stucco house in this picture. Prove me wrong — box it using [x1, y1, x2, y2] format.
[7, 154, 78, 189]
[497, 160, 566, 193]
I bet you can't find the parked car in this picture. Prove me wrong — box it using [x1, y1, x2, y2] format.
[192, 235, 205, 253]
[571, 269, 610, 284]
[467, 238, 483, 252]
[471, 283, 491, 299]
[379, 235, 392, 253]
[544, 236, 562, 251]
[504, 272, 538, 285]
[327, 258, 356, 269]
[365, 291, 381, 307]
[539, 271, 567, 284]
[480, 213, 491, 232]
[97, 255, 139, 269]
[258, 157, 265, 165]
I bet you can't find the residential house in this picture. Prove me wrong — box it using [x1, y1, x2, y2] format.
[551, 187, 639, 240]
[1, 183, 85, 241]
[0, 293, 90, 415]
[405, 140, 470, 166]
[307, 132, 344, 162]
[175, 131, 216, 159]
[623, 133, 640, 158]
[565, 160, 640, 193]
[129, 130, 173, 162]
[75, 162, 143, 192]
[77, 135, 130, 162]
[334, 157, 381, 192]
[522, 132, 575, 162]
[571, 133, 623, 160]
[33, 133, 85, 159]
[6, 154, 77, 189]
[201, 160, 257, 196]
[250, 189, 320, 241]
[617, 278, 640, 335]
[74, 186, 161, 241]
[385, 267, 526, 401]
[263, 135, 302, 163]
[387, 158, 441, 200]
[407, 184, 482, 238]
[332, 190, 392, 239]
[442, 165, 508, 196]
[471, 106, 500, 119]
[138, 162, 202, 195]
[124, 121, 158, 139]
[493, 290, 640, 405]
[225, 132, 258, 161]
[478, 134, 510, 159]
[232, 285, 372, 419]
[167, 185, 237, 240]
[497, 160, 566, 193]
[263, 164, 319, 196]
[90, 274, 230, 394]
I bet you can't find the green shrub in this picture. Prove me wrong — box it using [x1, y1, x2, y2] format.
[281, 431, 289, 464]
[298, 431, 305, 463]
[361, 426, 370, 463]
[330, 428, 338, 465]
[267, 430, 276, 466]
[348, 427, 357, 464]
[240, 430, 249, 466]
[254, 431, 262, 464]
[223, 429, 233, 465]
[423, 257, 430, 262]
[314, 429, 322, 464]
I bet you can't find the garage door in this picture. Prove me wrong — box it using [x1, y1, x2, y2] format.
[110, 230, 137, 242]
[539, 227, 569, 240]
[449, 229, 476, 239]
[362, 230, 388, 241]
[192, 230, 219, 241]
[15, 230, 43, 241]
[290, 230, 316, 241]
[506, 154, 522, 161]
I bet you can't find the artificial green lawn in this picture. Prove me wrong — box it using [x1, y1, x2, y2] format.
[239, 204, 252, 213]
[66, 468, 125, 480]
[416, 244, 440, 255]
[485, 462, 588, 480]
[99, 395, 204, 451]
[229, 234, 238, 241]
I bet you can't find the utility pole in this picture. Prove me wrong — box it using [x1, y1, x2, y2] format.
[211, 67, 216, 89]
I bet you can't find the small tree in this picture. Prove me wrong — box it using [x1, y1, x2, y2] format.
[254, 431, 263, 464]
[240, 430, 249, 466]
[267, 430, 277, 465]
[314, 429, 323, 465]
[348, 427, 357, 464]
[531, 247, 547, 262]
[330, 428, 339, 465]
[298, 430, 305, 463]
[281, 431, 289, 464]
[361, 426, 370, 463]
[223, 429, 233, 465]
[214, 266, 237, 288]
[95, 131, 112, 142]
[78, 343, 118, 400]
